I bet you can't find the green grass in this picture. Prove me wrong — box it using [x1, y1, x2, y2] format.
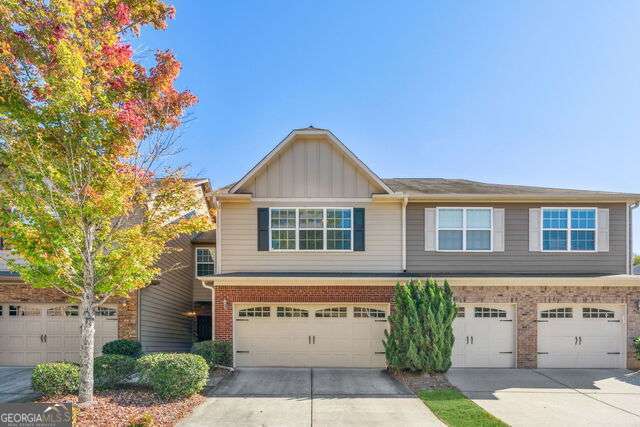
[418, 389, 508, 427]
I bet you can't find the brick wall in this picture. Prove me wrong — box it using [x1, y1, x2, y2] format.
[214, 284, 640, 369]
[0, 281, 138, 340]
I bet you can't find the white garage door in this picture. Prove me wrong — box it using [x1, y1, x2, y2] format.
[233, 304, 388, 368]
[537, 304, 625, 368]
[0, 303, 118, 365]
[452, 304, 516, 368]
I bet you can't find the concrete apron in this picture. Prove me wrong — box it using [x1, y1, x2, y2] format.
[180, 368, 444, 427]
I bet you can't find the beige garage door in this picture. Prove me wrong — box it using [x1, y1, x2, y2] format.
[537, 304, 625, 368]
[452, 304, 516, 368]
[233, 304, 388, 368]
[0, 303, 118, 365]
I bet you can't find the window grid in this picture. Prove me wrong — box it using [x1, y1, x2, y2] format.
[456, 306, 465, 318]
[238, 306, 270, 318]
[96, 306, 117, 317]
[583, 307, 614, 319]
[542, 208, 596, 252]
[540, 307, 573, 319]
[269, 208, 353, 252]
[353, 307, 386, 318]
[315, 307, 347, 318]
[437, 207, 492, 252]
[474, 307, 507, 318]
[277, 306, 309, 318]
[196, 247, 216, 277]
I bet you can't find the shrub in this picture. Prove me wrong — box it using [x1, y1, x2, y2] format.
[191, 340, 232, 367]
[103, 339, 143, 358]
[32, 362, 80, 396]
[137, 353, 176, 386]
[634, 337, 640, 360]
[94, 354, 137, 389]
[384, 279, 457, 373]
[144, 353, 209, 399]
[128, 412, 155, 427]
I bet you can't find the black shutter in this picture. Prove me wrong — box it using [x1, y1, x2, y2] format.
[257, 208, 269, 251]
[353, 208, 365, 251]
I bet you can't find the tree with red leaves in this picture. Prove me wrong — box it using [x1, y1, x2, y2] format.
[0, 0, 209, 404]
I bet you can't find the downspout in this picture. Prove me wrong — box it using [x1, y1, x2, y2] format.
[629, 202, 639, 274]
[402, 196, 408, 272]
[200, 280, 215, 339]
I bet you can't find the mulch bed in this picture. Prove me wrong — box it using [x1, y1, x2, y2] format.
[391, 370, 455, 393]
[38, 368, 233, 427]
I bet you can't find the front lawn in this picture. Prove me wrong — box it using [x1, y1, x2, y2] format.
[418, 389, 508, 427]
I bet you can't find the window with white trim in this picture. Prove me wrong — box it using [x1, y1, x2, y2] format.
[353, 307, 386, 318]
[474, 307, 506, 318]
[540, 307, 573, 319]
[542, 208, 596, 251]
[195, 247, 215, 277]
[270, 208, 352, 251]
[277, 306, 309, 318]
[582, 307, 614, 319]
[437, 208, 492, 251]
[238, 306, 270, 317]
[315, 307, 347, 318]
[456, 307, 465, 318]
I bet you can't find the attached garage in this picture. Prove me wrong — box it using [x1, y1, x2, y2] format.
[233, 303, 388, 368]
[0, 303, 118, 365]
[452, 303, 516, 368]
[537, 304, 626, 368]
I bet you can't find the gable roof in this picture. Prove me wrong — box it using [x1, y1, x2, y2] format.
[228, 127, 394, 195]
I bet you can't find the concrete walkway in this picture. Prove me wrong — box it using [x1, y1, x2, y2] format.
[180, 368, 444, 427]
[0, 367, 39, 403]
[447, 368, 640, 427]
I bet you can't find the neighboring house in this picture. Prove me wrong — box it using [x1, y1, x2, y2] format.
[0, 179, 216, 364]
[209, 127, 640, 370]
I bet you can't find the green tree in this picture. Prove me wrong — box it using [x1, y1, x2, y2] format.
[0, 0, 209, 404]
[634, 255, 639, 266]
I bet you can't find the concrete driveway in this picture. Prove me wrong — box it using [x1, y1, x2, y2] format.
[180, 368, 443, 427]
[0, 367, 38, 403]
[447, 368, 640, 427]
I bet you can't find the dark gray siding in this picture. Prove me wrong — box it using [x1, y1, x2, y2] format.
[406, 202, 627, 275]
[140, 234, 194, 352]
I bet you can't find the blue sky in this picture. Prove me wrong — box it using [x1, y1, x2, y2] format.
[138, 1, 640, 254]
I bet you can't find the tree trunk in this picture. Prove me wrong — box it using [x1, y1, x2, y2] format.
[78, 285, 96, 405]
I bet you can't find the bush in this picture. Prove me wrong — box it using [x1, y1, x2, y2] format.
[103, 339, 143, 358]
[191, 340, 232, 367]
[143, 353, 209, 399]
[137, 353, 176, 386]
[384, 279, 457, 373]
[634, 337, 640, 360]
[94, 354, 137, 389]
[32, 362, 80, 396]
[128, 412, 155, 427]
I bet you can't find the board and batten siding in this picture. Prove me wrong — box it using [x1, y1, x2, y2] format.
[219, 201, 403, 272]
[237, 138, 384, 198]
[140, 233, 195, 352]
[406, 203, 628, 275]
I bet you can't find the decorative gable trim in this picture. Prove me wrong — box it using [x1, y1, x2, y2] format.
[228, 128, 394, 195]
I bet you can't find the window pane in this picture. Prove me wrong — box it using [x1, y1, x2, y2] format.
[271, 209, 296, 228]
[439, 230, 463, 250]
[438, 209, 463, 228]
[543, 209, 568, 229]
[326, 209, 351, 228]
[467, 230, 491, 250]
[467, 209, 491, 229]
[197, 263, 215, 276]
[299, 209, 323, 229]
[271, 230, 296, 250]
[327, 229, 351, 250]
[196, 248, 214, 263]
[571, 230, 595, 251]
[299, 230, 323, 250]
[543, 230, 567, 250]
[571, 209, 596, 229]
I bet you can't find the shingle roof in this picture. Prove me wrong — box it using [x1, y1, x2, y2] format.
[383, 178, 640, 199]
[191, 230, 216, 244]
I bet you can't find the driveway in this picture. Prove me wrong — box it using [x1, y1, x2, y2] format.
[0, 367, 38, 403]
[447, 368, 640, 427]
[180, 368, 443, 427]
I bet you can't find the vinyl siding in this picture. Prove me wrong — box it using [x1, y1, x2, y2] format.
[237, 137, 384, 198]
[406, 202, 627, 275]
[220, 201, 403, 272]
[140, 234, 194, 352]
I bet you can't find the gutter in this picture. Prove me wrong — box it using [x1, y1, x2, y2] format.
[200, 280, 216, 340]
[401, 196, 408, 271]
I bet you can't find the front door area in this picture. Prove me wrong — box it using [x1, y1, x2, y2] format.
[233, 303, 388, 368]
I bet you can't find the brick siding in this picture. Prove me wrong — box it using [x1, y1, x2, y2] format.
[214, 284, 640, 369]
[0, 281, 138, 340]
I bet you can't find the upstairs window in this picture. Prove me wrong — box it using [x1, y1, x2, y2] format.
[542, 208, 596, 251]
[196, 248, 215, 277]
[270, 208, 352, 251]
[437, 208, 492, 251]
